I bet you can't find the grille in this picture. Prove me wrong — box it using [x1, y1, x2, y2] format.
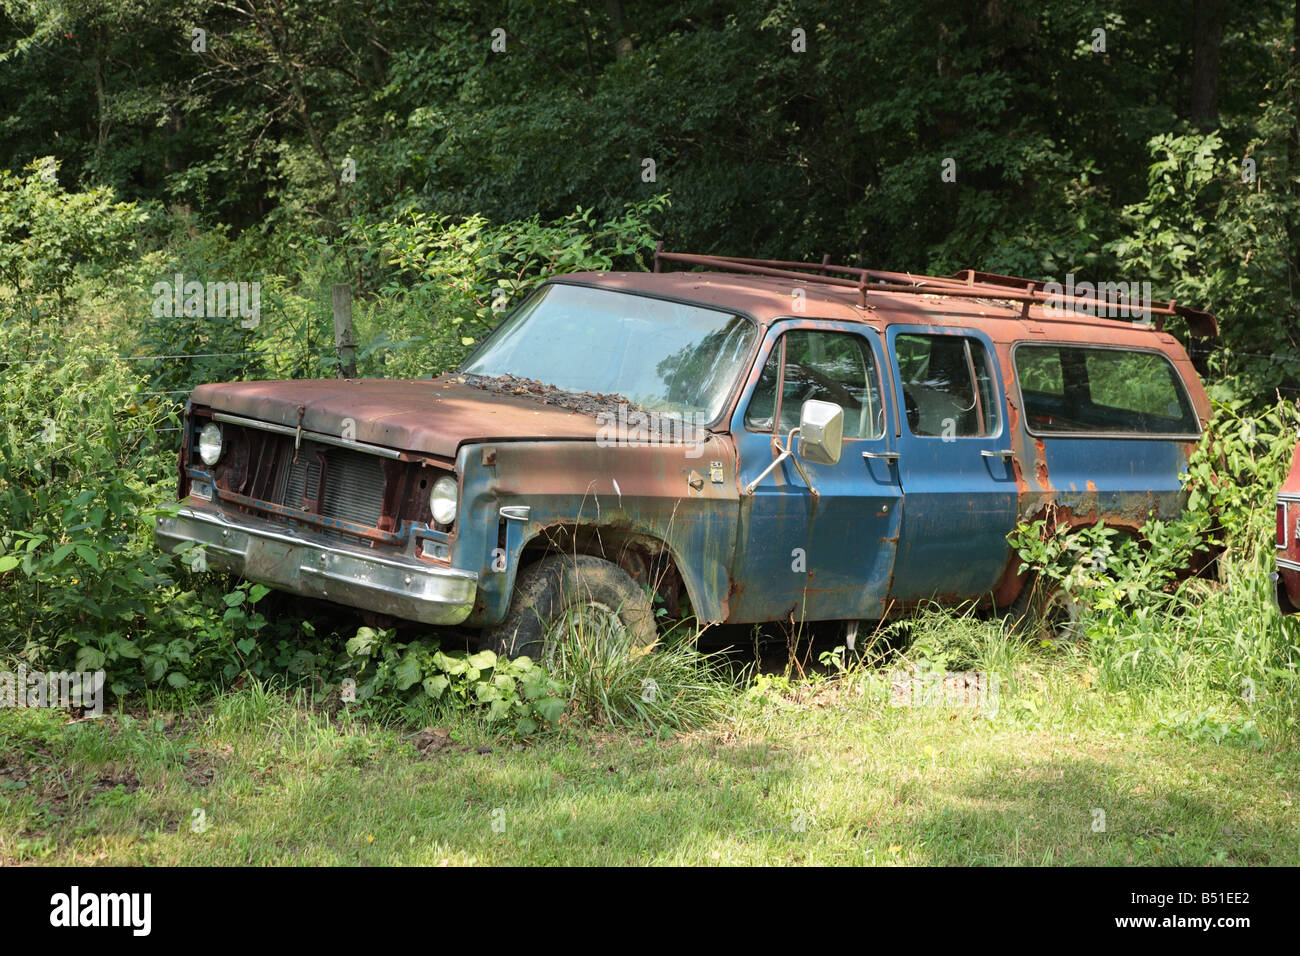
[272, 445, 386, 528]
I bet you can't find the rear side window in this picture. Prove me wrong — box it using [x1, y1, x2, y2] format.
[1014, 345, 1199, 436]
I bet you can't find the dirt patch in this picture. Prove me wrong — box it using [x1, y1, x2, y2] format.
[408, 726, 496, 758]
[457, 373, 641, 418]
[410, 726, 460, 756]
[90, 766, 141, 794]
[184, 748, 227, 789]
[0, 737, 59, 793]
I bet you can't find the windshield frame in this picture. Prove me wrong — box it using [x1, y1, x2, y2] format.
[458, 278, 764, 430]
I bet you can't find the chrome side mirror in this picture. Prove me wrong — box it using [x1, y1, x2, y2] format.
[743, 399, 845, 496]
[798, 399, 843, 465]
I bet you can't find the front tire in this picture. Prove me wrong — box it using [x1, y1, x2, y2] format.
[483, 554, 658, 661]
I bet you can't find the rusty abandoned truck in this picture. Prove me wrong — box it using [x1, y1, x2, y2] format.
[155, 250, 1217, 658]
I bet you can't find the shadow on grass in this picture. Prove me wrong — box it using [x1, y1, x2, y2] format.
[907, 754, 1291, 866]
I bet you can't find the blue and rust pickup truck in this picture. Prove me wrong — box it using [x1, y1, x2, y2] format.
[156, 250, 1217, 658]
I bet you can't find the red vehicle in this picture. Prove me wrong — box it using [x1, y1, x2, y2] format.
[1275, 446, 1300, 612]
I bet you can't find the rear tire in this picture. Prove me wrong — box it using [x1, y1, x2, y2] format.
[1007, 573, 1083, 640]
[483, 554, 658, 661]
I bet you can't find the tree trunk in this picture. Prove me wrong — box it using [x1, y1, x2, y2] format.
[606, 0, 631, 59]
[1190, 0, 1223, 130]
[1289, 0, 1300, 293]
[251, 0, 346, 212]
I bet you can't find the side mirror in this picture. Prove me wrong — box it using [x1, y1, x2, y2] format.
[798, 400, 843, 465]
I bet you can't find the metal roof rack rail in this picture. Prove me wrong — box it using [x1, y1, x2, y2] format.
[652, 244, 1217, 338]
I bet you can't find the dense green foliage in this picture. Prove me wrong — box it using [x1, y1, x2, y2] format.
[4, 1, 1298, 386]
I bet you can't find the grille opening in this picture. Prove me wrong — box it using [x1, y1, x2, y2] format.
[276, 446, 386, 527]
[209, 423, 451, 538]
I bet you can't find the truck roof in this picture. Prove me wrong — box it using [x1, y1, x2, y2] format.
[557, 249, 1218, 349]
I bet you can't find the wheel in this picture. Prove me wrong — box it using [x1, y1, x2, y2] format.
[1007, 573, 1083, 640]
[483, 554, 658, 662]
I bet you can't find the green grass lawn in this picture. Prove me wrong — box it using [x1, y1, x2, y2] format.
[2, 657, 1296, 866]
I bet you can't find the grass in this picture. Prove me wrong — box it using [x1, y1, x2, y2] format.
[2, 647, 1296, 866]
[547, 618, 736, 731]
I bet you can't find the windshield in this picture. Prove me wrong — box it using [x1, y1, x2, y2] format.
[461, 283, 757, 421]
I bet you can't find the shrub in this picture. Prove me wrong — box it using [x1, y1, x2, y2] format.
[0, 328, 178, 685]
[339, 196, 668, 378]
[342, 626, 567, 734]
[0, 160, 145, 323]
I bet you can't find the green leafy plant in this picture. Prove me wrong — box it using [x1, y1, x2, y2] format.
[0, 160, 145, 324]
[338, 196, 668, 378]
[342, 627, 566, 734]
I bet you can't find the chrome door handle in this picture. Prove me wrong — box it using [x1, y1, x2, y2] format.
[981, 449, 1015, 459]
[862, 450, 899, 462]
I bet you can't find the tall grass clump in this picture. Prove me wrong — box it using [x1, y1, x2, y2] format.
[887, 603, 1035, 689]
[545, 617, 736, 732]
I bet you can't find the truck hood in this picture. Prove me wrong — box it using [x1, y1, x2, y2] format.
[189, 376, 610, 459]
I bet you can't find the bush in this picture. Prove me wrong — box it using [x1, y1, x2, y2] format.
[339, 196, 668, 378]
[0, 325, 344, 696]
[0, 160, 145, 323]
[0, 327, 179, 687]
[342, 626, 567, 734]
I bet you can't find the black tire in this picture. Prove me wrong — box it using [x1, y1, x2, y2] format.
[483, 554, 658, 661]
[1007, 573, 1083, 640]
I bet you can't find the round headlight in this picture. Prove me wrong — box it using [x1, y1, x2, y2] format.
[198, 422, 223, 466]
[430, 476, 459, 525]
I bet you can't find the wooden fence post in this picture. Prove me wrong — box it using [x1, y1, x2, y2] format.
[331, 283, 357, 378]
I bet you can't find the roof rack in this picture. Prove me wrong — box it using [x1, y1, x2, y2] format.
[651, 245, 1218, 338]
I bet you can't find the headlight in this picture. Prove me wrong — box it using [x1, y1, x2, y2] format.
[198, 422, 223, 465]
[430, 475, 459, 525]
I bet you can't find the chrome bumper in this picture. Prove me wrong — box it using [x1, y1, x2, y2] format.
[155, 504, 477, 626]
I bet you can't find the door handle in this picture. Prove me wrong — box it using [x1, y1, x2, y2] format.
[981, 449, 1015, 459]
[862, 450, 899, 462]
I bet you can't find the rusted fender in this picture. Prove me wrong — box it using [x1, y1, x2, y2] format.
[452, 434, 740, 627]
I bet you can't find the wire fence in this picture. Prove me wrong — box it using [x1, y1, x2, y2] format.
[0, 347, 335, 367]
[1187, 342, 1300, 395]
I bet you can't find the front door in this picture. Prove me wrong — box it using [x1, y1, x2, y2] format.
[885, 325, 1018, 603]
[728, 321, 903, 623]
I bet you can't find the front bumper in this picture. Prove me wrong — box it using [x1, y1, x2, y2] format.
[155, 504, 477, 626]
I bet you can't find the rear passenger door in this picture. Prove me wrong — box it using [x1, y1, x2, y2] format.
[885, 326, 1018, 603]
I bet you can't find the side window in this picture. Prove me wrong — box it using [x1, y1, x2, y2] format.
[895, 333, 1001, 438]
[1014, 345, 1199, 436]
[744, 329, 885, 439]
